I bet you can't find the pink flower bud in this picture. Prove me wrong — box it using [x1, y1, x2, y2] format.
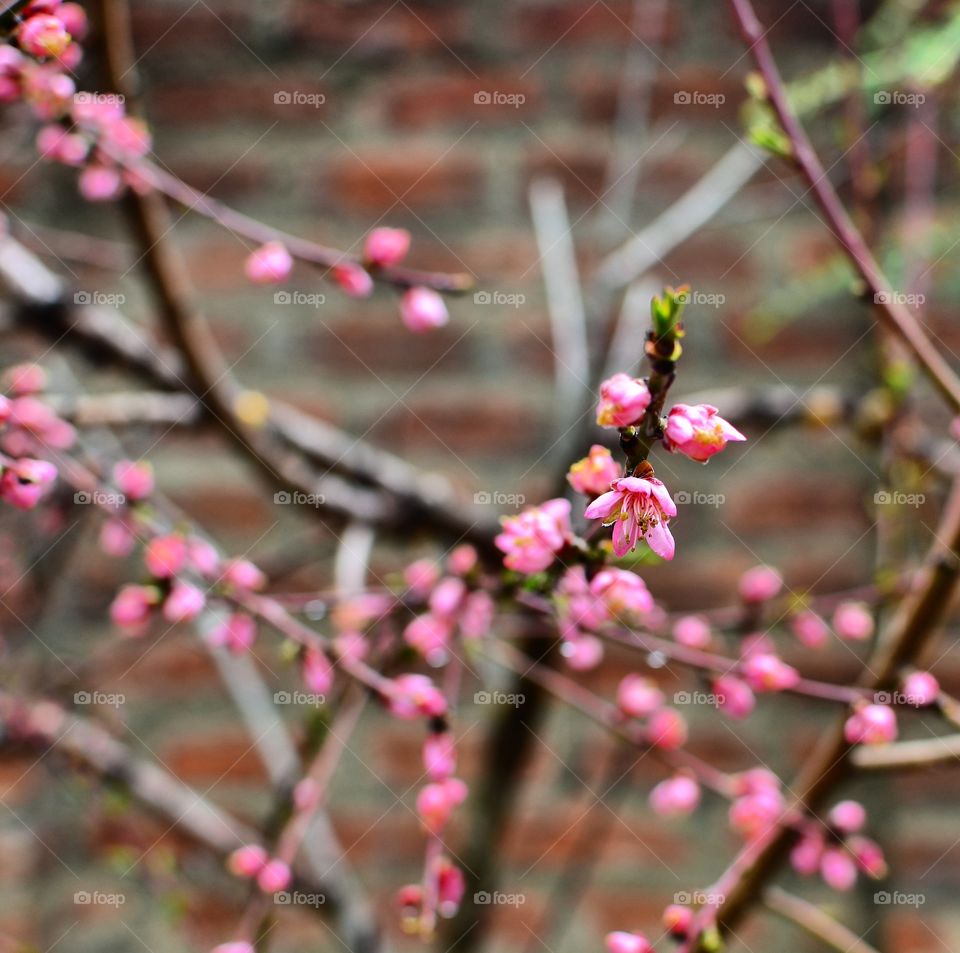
[227, 844, 267, 878]
[740, 653, 800, 693]
[844, 704, 897, 745]
[54, 4, 87, 40]
[188, 537, 220, 577]
[388, 674, 447, 719]
[36, 124, 86, 164]
[404, 613, 452, 664]
[495, 498, 571, 574]
[729, 789, 783, 839]
[332, 262, 374, 297]
[423, 732, 456, 781]
[303, 648, 333, 695]
[400, 286, 448, 333]
[109, 584, 156, 630]
[649, 775, 700, 817]
[590, 568, 653, 620]
[100, 517, 136, 557]
[663, 403, 745, 463]
[363, 227, 410, 267]
[820, 847, 857, 891]
[662, 905, 694, 938]
[209, 612, 257, 654]
[144, 534, 187, 579]
[903, 670, 939, 707]
[829, 800, 866, 834]
[460, 591, 494, 640]
[0, 457, 57, 509]
[222, 558, 266, 592]
[736, 768, 781, 795]
[672, 614, 711, 648]
[848, 835, 887, 878]
[212, 944, 254, 953]
[113, 459, 154, 501]
[404, 558, 440, 598]
[604, 932, 652, 953]
[596, 374, 651, 428]
[617, 674, 664, 719]
[738, 565, 782, 603]
[244, 241, 293, 284]
[163, 581, 206, 623]
[18, 14, 71, 58]
[567, 444, 621, 496]
[2, 363, 46, 396]
[429, 577, 466, 617]
[416, 778, 467, 833]
[646, 708, 688, 750]
[833, 601, 873, 641]
[78, 164, 122, 202]
[561, 633, 604, 671]
[447, 544, 477, 576]
[714, 675, 755, 720]
[257, 858, 292, 894]
[790, 834, 823, 876]
[436, 857, 465, 918]
[790, 610, 829, 649]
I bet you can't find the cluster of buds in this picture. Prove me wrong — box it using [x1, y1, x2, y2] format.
[226, 843, 292, 896]
[0, 363, 72, 509]
[616, 674, 688, 750]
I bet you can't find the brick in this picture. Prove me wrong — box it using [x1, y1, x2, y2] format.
[525, 144, 608, 206]
[159, 730, 267, 784]
[149, 80, 334, 123]
[514, 1, 678, 46]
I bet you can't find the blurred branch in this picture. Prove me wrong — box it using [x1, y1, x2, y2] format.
[763, 887, 882, 953]
[852, 733, 960, 770]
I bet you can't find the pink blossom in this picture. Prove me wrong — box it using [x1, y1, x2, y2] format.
[404, 612, 452, 664]
[18, 14, 71, 58]
[222, 559, 266, 592]
[567, 444, 621, 496]
[113, 459, 154, 501]
[663, 403, 745, 463]
[429, 577, 466, 617]
[713, 675, 755, 719]
[436, 857, 465, 918]
[820, 847, 857, 891]
[78, 164, 122, 201]
[495, 498, 571, 574]
[790, 610, 828, 649]
[364, 227, 411, 267]
[423, 732, 456, 781]
[738, 565, 782, 603]
[605, 932, 652, 953]
[54, 4, 88, 40]
[257, 858, 292, 894]
[209, 613, 257, 654]
[844, 704, 897, 745]
[188, 537, 220, 577]
[244, 241, 293, 284]
[163, 581, 206, 623]
[109, 584, 156, 630]
[740, 653, 800, 693]
[22, 64, 75, 120]
[388, 674, 447, 719]
[447, 543, 478, 576]
[100, 517, 135, 558]
[729, 789, 783, 839]
[144, 534, 187, 579]
[828, 800, 866, 834]
[102, 116, 151, 159]
[903, 670, 939, 707]
[646, 708, 687, 750]
[227, 844, 267, 878]
[662, 905, 694, 938]
[790, 834, 823, 876]
[649, 775, 700, 817]
[2, 363, 45, 396]
[303, 648, 334, 695]
[404, 558, 440, 598]
[596, 374, 651, 428]
[332, 593, 392, 632]
[561, 633, 603, 670]
[0, 457, 56, 508]
[833, 601, 873, 641]
[36, 124, 86, 164]
[400, 286, 448, 333]
[673, 614, 711, 648]
[416, 777, 467, 833]
[617, 674, 664, 719]
[584, 475, 676, 560]
[589, 568, 653, 621]
[460, 591, 494, 640]
[849, 835, 886, 878]
[332, 262, 374, 297]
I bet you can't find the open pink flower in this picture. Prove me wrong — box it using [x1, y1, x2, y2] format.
[663, 403, 745, 463]
[584, 475, 676, 560]
[567, 444, 621, 496]
[495, 498, 571, 573]
[596, 374, 651, 428]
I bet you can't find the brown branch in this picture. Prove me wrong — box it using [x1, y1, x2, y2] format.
[852, 733, 960, 770]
